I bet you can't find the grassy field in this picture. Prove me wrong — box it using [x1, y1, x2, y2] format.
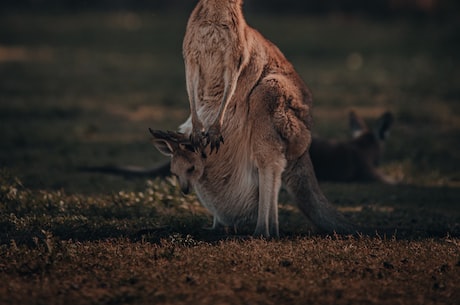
[0, 9, 459, 305]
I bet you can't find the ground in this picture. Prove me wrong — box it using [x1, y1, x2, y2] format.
[0, 10, 459, 305]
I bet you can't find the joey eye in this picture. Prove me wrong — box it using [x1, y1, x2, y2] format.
[186, 166, 195, 174]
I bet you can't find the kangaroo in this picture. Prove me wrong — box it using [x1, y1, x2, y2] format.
[171, 0, 356, 237]
[310, 111, 397, 184]
[150, 128, 354, 237]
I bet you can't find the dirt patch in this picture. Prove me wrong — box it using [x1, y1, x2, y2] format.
[1, 237, 459, 305]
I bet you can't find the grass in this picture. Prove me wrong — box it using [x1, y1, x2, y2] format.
[0, 9, 459, 305]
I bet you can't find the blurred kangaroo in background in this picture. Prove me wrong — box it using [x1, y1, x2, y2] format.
[310, 111, 397, 184]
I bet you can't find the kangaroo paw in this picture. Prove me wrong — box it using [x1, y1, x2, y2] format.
[206, 124, 225, 154]
[190, 126, 207, 151]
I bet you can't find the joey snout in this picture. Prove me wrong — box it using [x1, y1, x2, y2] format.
[179, 181, 191, 195]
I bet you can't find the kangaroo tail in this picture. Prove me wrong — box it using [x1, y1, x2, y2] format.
[283, 150, 357, 235]
[78, 160, 171, 179]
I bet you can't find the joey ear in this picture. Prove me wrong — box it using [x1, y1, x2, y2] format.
[149, 128, 177, 157]
[349, 111, 368, 139]
[152, 139, 175, 156]
[377, 112, 394, 140]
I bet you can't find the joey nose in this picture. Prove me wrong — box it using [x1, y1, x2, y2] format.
[181, 183, 190, 195]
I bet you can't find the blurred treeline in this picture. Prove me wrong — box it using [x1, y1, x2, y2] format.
[2, 0, 459, 18]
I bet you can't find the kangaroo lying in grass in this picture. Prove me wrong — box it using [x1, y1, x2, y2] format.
[310, 111, 397, 184]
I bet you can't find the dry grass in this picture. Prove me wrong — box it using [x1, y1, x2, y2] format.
[1, 236, 459, 305]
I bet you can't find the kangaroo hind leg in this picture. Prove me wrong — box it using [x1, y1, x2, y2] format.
[253, 149, 286, 238]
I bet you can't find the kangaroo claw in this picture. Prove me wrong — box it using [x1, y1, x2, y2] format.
[189, 130, 207, 151]
[207, 133, 225, 154]
[205, 123, 225, 154]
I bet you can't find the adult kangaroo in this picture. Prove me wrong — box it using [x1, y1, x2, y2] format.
[77, 1, 386, 237]
[158, 0, 354, 237]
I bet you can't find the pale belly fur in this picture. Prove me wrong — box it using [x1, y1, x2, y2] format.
[179, 107, 261, 227]
[193, 159, 260, 227]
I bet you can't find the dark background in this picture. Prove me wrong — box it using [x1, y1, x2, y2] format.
[2, 0, 460, 18]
